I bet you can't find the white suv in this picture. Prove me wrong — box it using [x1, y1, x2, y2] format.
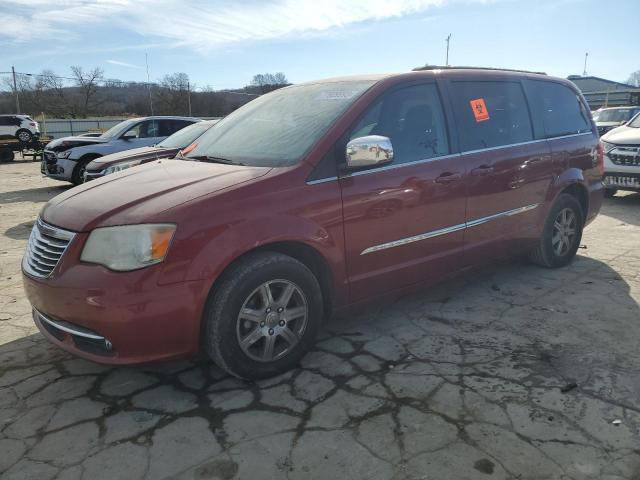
[601, 112, 640, 197]
[0, 115, 40, 142]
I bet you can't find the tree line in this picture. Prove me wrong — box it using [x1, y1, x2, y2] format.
[0, 68, 289, 118]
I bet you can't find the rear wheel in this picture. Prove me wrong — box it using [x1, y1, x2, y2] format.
[529, 193, 584, 268]
[203, 252, 323, 379]
[16, 129, 33, 143]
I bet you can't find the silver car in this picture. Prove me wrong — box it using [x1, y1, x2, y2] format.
[41, 116, 200, 185]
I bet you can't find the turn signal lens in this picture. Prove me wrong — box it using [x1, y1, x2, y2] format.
[150, 228, 174, 260]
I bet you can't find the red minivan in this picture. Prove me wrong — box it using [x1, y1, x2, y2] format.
[23, 68, 603, 379]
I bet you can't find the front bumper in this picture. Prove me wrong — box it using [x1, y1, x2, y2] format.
[603, 172, 640, 192]
[42, 151, 75, 181]
[23, 256, 210, 364]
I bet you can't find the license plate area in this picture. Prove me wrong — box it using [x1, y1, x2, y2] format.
[605, 175, 640, 188]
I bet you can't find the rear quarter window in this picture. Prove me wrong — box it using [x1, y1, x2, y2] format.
[450, 81, 533, 152]
[526, 80, 591, 138]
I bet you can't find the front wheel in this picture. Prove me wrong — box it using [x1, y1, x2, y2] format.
[16, 129, 33, 143]
[529, 193, 584, 268]
[203, 252, 323, 379]
[604, 188, 617, 198]
[71, 157, 97, 185]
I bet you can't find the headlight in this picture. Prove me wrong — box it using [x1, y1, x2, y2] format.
[103, 159, 142, 175]
[600, 141, 616, 154]
[80, 224, 176, 271]
[56, 151, 71, 159]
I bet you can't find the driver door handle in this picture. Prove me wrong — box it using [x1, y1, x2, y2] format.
[434, 172, 462, 184]
[471, 164, 495, 176]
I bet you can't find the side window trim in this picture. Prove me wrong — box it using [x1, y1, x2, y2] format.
[306, 80, 452, 184]
[525, 79, 593, 139]
[340, 81, 452, 175]
[447, 79, 535, 153]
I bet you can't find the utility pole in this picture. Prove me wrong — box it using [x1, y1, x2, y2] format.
[145, 53, 154, 116]
[445, 34, 452, 67]
[11, 66, 20, 114]
[187, 81, 192, 116]
[583, 52, 588, 77]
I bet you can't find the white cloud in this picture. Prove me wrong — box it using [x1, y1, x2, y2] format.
[0, 0, 451, 50]
[106, 59, 142, 69]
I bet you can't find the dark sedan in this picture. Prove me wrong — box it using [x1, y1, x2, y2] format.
[84, 120, 218, 181]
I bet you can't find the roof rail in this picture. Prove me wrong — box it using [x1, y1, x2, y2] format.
[412, 65, 547, 75]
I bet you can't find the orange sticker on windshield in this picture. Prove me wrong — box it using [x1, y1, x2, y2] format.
[470, 98, 490, 122]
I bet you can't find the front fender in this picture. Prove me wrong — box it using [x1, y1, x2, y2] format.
[68, 142, 119, 160]
[192, 214, 336, 278]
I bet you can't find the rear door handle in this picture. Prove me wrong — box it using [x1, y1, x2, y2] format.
[434, 172, 462, 184]
[471, 164, 495, 176]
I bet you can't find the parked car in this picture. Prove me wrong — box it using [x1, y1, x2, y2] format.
[84, 120, 218, 181]
[601, 112, 640, 197]
[593, 106, 640, 136]
[41, 116, 200, 185]
[23, 68, 603, 379]
[0, 114, 39, 142]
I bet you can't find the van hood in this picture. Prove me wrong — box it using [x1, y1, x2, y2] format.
[45, 135, 107, 152]
[602, 125, 640, 145]
[42, 160, 271, 232]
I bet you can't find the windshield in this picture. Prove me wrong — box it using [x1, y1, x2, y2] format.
[187, 80, 376, 167]
[628, 112, 640, 128]
[157, 121, 213, 149]
[597, 108, 638, 123]
[101, 119, 137, 139]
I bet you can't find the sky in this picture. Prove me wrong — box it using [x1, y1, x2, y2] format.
[0, 0, 638, 90]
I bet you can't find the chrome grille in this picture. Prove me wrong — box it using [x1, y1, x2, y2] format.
[609, 146, 640, 167]
[23, 219, 75, 278]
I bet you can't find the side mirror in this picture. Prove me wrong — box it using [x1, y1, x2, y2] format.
[122, 130, 137, 140]
[345, 135, 394, 169]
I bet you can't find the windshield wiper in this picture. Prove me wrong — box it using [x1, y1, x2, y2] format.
[188, 155, 245, 166]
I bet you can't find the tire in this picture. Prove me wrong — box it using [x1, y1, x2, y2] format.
[203, 252, 323, 379]
[0, 148, 14, 162]
[71, 156, 98, 185]
[604, 188, 617, 198]
[529, 193, 584, 268]
[16, 129, 33, 143]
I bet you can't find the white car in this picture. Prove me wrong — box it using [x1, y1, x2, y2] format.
[601, 112, 640, 197]
[0, 114, 40, 142]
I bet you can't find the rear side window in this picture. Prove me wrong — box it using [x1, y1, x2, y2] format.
[450, 81, 533, 151]
[527, 80, 591, 138]
[349, 83, 450, 165]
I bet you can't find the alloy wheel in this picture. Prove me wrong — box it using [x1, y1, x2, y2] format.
[18, 131, 31, 142]
[552, 207, 577, 256]
[236, 279, 308, 362]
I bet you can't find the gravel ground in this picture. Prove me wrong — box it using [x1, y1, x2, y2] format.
[1, 157, 640, 480]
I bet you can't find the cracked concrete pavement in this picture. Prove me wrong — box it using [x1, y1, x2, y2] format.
[1, 157, 640, 479]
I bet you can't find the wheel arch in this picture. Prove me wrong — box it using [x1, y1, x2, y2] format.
[207, 240, 335, 321]
[548, 168, 589, 220]
[559, 183, 588, 221]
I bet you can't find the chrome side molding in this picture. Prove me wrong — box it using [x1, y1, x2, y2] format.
[361, 203, 539, 255]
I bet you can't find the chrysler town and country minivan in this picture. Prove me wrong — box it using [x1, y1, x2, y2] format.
[23, 68, 603, 379]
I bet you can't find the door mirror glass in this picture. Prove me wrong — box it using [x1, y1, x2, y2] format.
[122, 130, 137, 139]
[345, 135, 394, 169]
